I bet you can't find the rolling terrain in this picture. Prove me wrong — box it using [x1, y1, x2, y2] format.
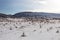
[0, 12, 60, 40]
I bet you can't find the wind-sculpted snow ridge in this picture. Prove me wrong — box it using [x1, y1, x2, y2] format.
[0, 18, 60, 40]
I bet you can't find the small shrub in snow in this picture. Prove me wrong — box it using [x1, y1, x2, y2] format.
[47, 27, 53, 32]
[9, 27, 12, 30]
[19, 26, 25, 29]
[21, 32, 26, 37]
[40, 25, 42, 28]
[16, 23, 17, 24]
[56, 30, 59, 33]
[47, 29, 49, 31]
[5, 23, 8, 25]
[14, 24, 18, 28]
[49, 27, 53, 30]
[33, 30, 36, 32]
[15, 26, 18, 28]
[29, 22, 31, 24]
[3, 24, 5, 26]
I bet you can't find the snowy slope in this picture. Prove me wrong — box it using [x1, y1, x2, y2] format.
[0, 18, 60, 40]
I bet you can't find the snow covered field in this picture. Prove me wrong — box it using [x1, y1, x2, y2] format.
[0, 18, 60, 40]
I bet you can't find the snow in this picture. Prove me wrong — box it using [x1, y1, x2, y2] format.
[0, 18, 60, 40]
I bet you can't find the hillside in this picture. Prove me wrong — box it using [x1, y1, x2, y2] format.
[0, 12, 60, 40]
[0, 12, 60, 20]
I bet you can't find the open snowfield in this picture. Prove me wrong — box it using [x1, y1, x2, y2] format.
[0, 18, 60, 40]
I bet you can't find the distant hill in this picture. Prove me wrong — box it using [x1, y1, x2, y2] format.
[0, 13, 8, 18]
[13, 12, 60, 19]
[1, 12, 60, 19]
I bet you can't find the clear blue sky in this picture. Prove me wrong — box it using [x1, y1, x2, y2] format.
[0, 0, 60, 14]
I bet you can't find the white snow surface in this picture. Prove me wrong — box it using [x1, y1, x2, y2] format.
[0, 18, 60, 40]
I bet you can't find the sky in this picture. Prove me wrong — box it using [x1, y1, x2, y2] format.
[0, 0, 60, 14]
